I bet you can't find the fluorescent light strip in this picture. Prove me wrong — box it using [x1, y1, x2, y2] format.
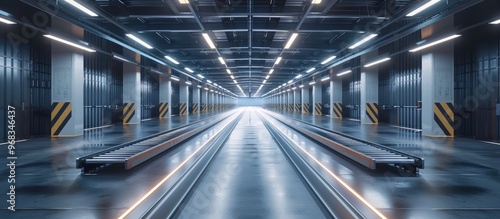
[112, 54, 136, 64]
[337, 70, 352, 76]
[292, 87, 297, 90]
[269, 69, 275, 74]
[226, 69, 232, 74]
[409, 35, 460, 52]
[321, 77, 330, 81]
[306, 68, 316, 73]
[284, 33, 299, 49]
[490, 19, 500, 25]
[218, 57, 225, 64]
[65, 0, 98, 17]
[233, 80, 238, 84]
[179, 0, 189, 4]
[197, 85, 202, 88]
[263, 80, 267, 84]
[170, 76, 180, 81]
[202, 33, 216, 49]
[204, 87, 209, 90]
[406, 0, 440, 17]
[309, 81, 316, 85]
[44, 35, 96, 52]
[165, 56, 179, 65]
[275, 57, 282, 65]
[348, 34, 378, 49]
[364, 57, 391, 67]
[197, 74, 204, 78]
[299, 84, 304, 88]
[185, 81, 192, 85]
[312, 0, 322, 4]
[230, 75, 235, 79]
[0, 17, 16, 24]
[184, 67, 194, 73]
[265, 75, 270, 79]
[126, 34, 153, 49]
[207, 80, 212, 84]
[321, 56, 336, 65]
[295, 74, 303, 79]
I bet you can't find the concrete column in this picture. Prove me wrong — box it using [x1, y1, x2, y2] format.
[282, 92, 287, 111]
[122, 49, 141, 124]
[159, 67, 172, 119]
[179, 80, 189, 116]
[192, 83, 200, 114]
[312, 82, 322, 116]
[209, 91, 215, 112]
[361, 53, 379, 124]
[50, 18, 84, 137]
[422, 17, 455, 137]
[330, 74, 343, 119]
[301, 86, 310, 114]
[288, 91, 293, 112]
[201, 87, 208, 112]
[294, 89, 300, 113]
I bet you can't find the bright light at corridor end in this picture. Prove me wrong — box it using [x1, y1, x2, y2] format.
[409, 34, 460, 52]
[490, 19, 500, 25]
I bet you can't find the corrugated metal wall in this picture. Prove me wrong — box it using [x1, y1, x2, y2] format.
[0, 25, 51, 142]
[378, 32, 422, 129]
[140, 59, 160, 120]
[83, 32, 123, 129]
[342, 59, 361, 120]
[454, 25, 500, 140]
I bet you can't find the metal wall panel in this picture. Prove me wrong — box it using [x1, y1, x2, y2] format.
[342, 59, 361, 120]
[171, 80, 180, 115]
[140, 59, 160, 120]
[378, 32, 422, 129]
[322, 81, 330, 115]
[83, 32, 123, 129]
[454, 25, 500, 140]
[0, 25, 50, 142]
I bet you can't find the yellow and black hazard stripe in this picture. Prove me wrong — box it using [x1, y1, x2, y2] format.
[303, 103, 310, 114]
[51, 102, 72, 136]
[123, 103, 136, 124]
[366, 103, 378, 124]
[202, 103, 207, 112]
[434, 102, 454, 136]
[332, 103, 342, 118]
[288, 104, 292, 112]
[192, 103, 199, 114]
[295, 103, 300, 112]
[159, 102, 169, 118]
[314, 103, 323, 115]
[179, 103, 187, 115]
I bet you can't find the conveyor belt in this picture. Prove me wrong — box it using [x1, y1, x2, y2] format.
[76, 111, 236, 173]
[263, 110, 424, 175]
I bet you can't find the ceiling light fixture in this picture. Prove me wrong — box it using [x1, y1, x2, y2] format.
[337, 70, 352, 76]
[306, 68, 316, 73]
[490, 19, 500, 25]
[44, 35, 96, 52]
[184, 67, 194, 73]
[185, 81, 192, 85]
[179, 0, 189, 4]
[295, 74, 303, 79]
[170, 76, 180, 81]
[321, 76, 330, 81]
[299, 84, 304, 88]
[312, 0, 322, 4]
[406, 0, 441, 17]
[269, 69, 275, 74]
[202, 33, 216, 49]
[226, 69, 232, 74]
[284, 33, 299, 49]
[348, 33, 378, 49]
[165, 56, 179, 65]
[230, 75, 235, 79]
[263, 80, 267, 84]
[207, 80, 212, 84]
[218, 57, 225, 64]
[275, 57, 282, 65]
[309, 81, 316, 85]
[0, 17, 16, 24]
[265, 75, 270, 79]
[126, 34, 153, 49]
[364, 57, 391, 67]
[65, 0, 98, 17]
[321, 56, 336, 65]
[409, 34, 460, 52]
[197, 74, 204, 78]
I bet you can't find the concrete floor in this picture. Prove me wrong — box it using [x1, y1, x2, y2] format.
[1, 108, 500, 219]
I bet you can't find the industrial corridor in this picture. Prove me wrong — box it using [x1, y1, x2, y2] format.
[2, 0, 500, 219]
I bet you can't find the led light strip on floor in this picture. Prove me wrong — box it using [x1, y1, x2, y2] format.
[117, 111, 241, 219]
